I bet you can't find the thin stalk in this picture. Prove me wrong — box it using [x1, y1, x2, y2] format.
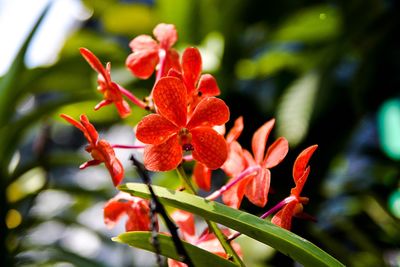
[228, 196, 296, 242]
[177, 165, 245, 267]
[206, 166, 261, 201]
[131, 156, 194, 267]
[118, 85, 147, 109]
[176, 164, 196, 194]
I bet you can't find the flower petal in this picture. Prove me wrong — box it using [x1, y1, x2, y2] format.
[79, 48, 108, 82]
[191, 127, 228, 170]
[114, 99, 131, 118]
[197, 74, 220, 96]
[98, 140, 125, 186]
[291, 166, 310, 197]
[79, 114, 99, 144]
[152, 77, 187, 127]
[245, 168, 271, 207]
[136, 114, 178, 145]
[221, 141, 246, 177]
[262, 137, 289, 169]
[129, 34, 158, 51]
[171, 210, 196, 243]
[103, 198, 132, 229]
[143, 136, 182, 171]
[164, 48, 181, 76]
[222, 179, 248, 209]
[226, 116, 243, 144]
[125, 199, 153, 232]
[153, 23, 178, 49]
[193, 162, 211, 191]
[182, 47, 202, 94]
[271, 201, 297, 230]
[60, 113, 85, 133]
[251, 119, 275, 164]
[126, 50, 159, 79]
[293, 145, 318, 182]
[187, 97, 230, 129]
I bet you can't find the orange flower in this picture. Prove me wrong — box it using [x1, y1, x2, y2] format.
[271, 145, 318, 230]
[136, 77, 229, 171]
[60, 114, 124, 186]
[104, 192, 154, 231]
[80, 48, 130, 118]
[222, 119, 289, 208]
[167, 210, 241, 267]
[126, 23, 181, 79]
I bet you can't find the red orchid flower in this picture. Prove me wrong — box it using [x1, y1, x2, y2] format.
[135, 77, 229, 171]
[193, 116, 244, 191]
[167, 210, 242, 267]
[168, 47, 220, 114]
[104, 192, 154, 231]
[222, 119, 289, 208]
[80, 48, 130, 118]
[271, 145, 318, 230]
[60, 114, 124, 186]
[126, 23, 181, 79]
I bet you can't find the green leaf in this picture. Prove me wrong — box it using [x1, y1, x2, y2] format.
[113, 231, 238, 267]
[119, 183, 344, 267]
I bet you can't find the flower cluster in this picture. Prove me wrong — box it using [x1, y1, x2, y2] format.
[61, 23, 318, 265]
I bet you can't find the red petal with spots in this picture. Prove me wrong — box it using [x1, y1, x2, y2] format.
[187, 97, 230, 129]
[79, 48, 108, 81]
[143, 136, 182, 171]
[262, 137, 289, 169]
[182, 47, 202, 94]
[191, 127, 228, 170]
[136, 114, 178, 145]
[252, 119, 275, 164]
[103, 199, 132, 228]
[153, 23, 178, 49]
[126, 50, 159, 79]
[245, 168, 271, 207]
[197, 74, 220, 96]
[226, 116, 243, 144]
[98, 140, 124, 186]
[152, 77, 187, 127]
[193, 162, 211, 191]
[271, 201, 297, 230]
[293, 145, 318, 182]
[129, 34, 158, 51]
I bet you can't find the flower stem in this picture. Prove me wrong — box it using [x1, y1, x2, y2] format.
[227, 195, 296, 242]
[206, 165, 261, 201]
[118, 85, 147, 109]
[176, 165, 196, 194]
[176, 165, 245, 267]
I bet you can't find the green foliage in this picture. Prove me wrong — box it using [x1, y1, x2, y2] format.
[119, 183, 344, 267]
[114, 232, 238, 267]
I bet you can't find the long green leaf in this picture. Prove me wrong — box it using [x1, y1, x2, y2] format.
[113, 231, 238, 267]
[119, 183, 344, 267]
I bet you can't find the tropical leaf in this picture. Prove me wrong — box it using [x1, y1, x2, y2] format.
[119, 183, 344, 267]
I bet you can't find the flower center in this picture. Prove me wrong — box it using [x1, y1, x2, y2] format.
[178, 128, 193, 151]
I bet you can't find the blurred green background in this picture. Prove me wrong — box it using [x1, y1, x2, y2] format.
[1, 0, 399, 266]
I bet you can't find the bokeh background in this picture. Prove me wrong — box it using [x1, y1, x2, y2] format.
[1, 0, 400, 266]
